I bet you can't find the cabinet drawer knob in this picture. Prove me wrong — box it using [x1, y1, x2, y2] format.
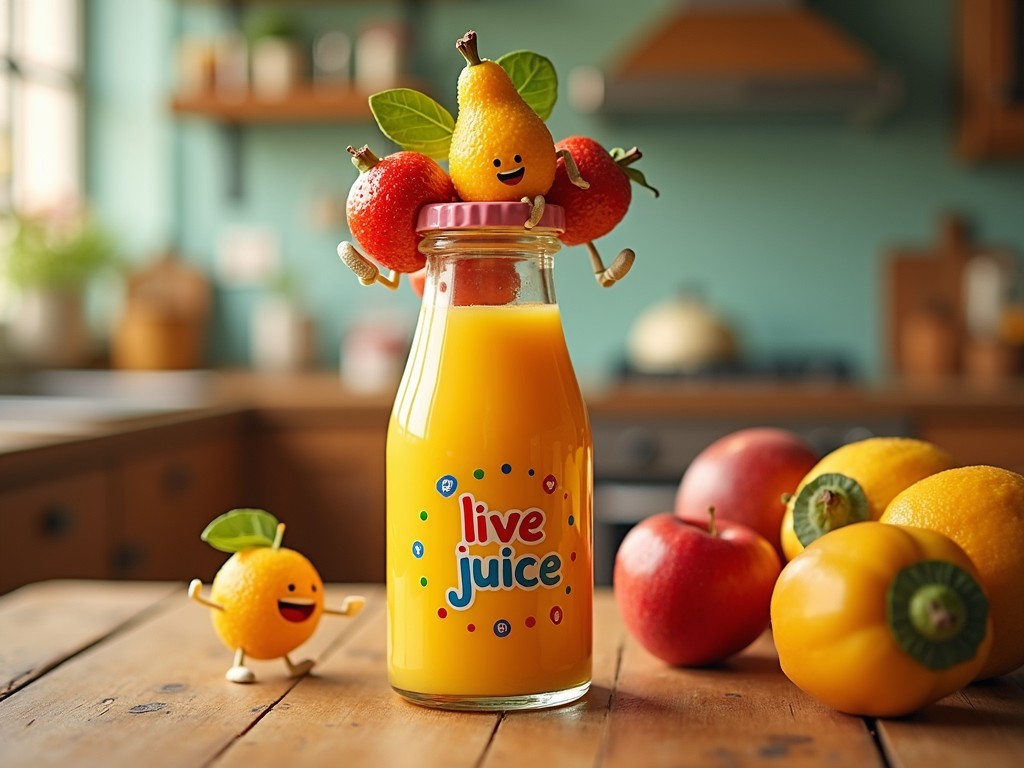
[113, 544, 147, 572]
[40, 505, 75, 538]
[164, 464, 194, 495]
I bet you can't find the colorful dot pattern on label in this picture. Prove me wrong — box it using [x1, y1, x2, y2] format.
[415, 462, 582, 634]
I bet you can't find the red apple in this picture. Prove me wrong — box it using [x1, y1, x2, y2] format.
[613, 511, 780, 666]
[675, 428, 817, 559]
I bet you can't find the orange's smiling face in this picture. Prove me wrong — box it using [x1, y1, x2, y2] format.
[494, 154, 525, 186]
[278, 585, 319, 623]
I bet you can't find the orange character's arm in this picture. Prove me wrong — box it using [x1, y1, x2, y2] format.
[324, 595, 366, 617]
[188, 579, 224, 611]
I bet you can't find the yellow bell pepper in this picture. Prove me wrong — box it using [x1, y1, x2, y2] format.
[770, 522, 991, 717]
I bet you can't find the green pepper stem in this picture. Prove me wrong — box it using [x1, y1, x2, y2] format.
[810, 488, 852, 531]
[909, 584, 965, 643]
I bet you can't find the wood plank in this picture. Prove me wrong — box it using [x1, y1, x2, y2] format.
[213, 587, 501, 768]
[0, 584, 372, 768]
[480, 592, 622, 767]
[878, 666, 1024, 768]
[600, 628, 884, 767]
[0, 580, 177, 700]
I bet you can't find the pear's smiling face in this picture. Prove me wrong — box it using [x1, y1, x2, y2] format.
[448, 106, 557, 202]
[493, 154, 525, 186]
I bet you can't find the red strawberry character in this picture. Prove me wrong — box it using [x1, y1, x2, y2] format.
[546, 136, 658, 287]
[406, 258, 522, 305]
[408, 267, 427, 298]
[339, 145, 455, 290]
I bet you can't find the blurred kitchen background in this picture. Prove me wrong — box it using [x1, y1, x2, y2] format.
[1, 0, 1023, 383]
[3, 0, 1024, 592]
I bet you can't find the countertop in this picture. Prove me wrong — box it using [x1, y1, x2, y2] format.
[2, 369, 1023, 474]
[1, 580, 1022, 768]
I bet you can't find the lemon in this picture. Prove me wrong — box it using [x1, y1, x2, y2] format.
[780, 437, 956, 561]
[210, 546, 325, 660]
[881, 465, 1024, 679]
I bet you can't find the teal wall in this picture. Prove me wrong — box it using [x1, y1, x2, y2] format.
[87, 0, 1024, 382]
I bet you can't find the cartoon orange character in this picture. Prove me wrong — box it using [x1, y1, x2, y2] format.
[189, 508, 365, 683]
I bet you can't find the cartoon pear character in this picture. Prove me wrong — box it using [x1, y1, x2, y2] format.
[189, 508, 365, 684]
[448, 30, 588, 229]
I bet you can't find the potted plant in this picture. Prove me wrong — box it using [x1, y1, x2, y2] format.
[0, 207, 118, 367]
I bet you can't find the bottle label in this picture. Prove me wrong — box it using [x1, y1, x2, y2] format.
[396, 460, 586, 640]
[445, 491, 562, 610]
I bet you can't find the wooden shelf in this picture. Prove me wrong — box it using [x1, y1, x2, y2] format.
[170, 84, 386, 123]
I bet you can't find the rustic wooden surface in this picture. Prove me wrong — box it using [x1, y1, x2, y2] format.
[0, 581, 1021, 767]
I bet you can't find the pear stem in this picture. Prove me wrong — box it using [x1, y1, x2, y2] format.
[456, 30, 482, 66]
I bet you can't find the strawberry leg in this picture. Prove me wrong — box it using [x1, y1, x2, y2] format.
[586, 241, 635, 287]
[337, 241, 401, 290]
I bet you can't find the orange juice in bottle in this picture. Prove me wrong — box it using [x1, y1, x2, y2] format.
[387, 202, 593, 710]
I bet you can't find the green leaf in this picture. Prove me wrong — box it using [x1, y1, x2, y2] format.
[368, 88, 455, 161]
[495, 50, 558, 121]
[623, 166, 661, 198]
[201, 509, 279, 553]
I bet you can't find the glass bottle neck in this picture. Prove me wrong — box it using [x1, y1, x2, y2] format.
[417, 227, 562, 308]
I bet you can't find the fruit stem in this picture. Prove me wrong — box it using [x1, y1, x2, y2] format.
[456, 30, 482, 66]
[348, 144, 380, 173]
[811, 488, 851, 531]
[909, 584, 965, 643]
[614, 146, 644, 168]
[707, 506, 718, 538]
[272, 523, 285, 550]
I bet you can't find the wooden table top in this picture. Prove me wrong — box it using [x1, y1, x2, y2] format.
[1, 581, 1022, 767]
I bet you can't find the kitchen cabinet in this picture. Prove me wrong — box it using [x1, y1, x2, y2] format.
[917, 413, 1024, 476]
[0, 411, 248, 594]
[112, 431, 245, 582]
[248, 411, 387, 583]
[0, 468, 113, 595]
[957, 0, 1024, 161]
[3, 373, 1024, 594]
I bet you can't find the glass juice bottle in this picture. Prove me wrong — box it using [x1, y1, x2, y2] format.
[386, 202, 593, 710]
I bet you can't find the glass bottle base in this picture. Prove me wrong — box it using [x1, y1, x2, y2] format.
[392, 680, 591, 712]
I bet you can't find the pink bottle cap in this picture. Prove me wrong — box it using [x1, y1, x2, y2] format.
[416, 201, 565, 233]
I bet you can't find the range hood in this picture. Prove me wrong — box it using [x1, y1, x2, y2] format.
[569, 0, 901, 120]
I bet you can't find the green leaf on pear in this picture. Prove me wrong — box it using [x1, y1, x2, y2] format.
[201, 508, 280, 553]
[495, 50, 558, 121]
[368, 88, 455, 161]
